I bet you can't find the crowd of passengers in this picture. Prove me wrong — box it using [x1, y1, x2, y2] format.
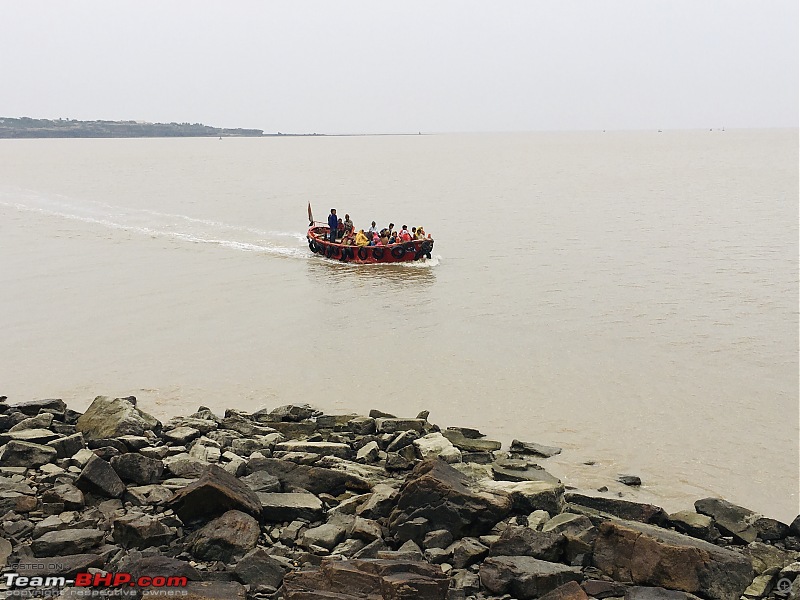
[328, 212, 430, 247]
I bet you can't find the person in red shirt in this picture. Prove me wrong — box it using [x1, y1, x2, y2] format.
[400, 225, 412, 242]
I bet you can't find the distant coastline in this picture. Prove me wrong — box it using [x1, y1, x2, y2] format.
[0, 117, 270, 139]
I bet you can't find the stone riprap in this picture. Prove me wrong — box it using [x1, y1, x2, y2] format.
[0, 394, 795, 600]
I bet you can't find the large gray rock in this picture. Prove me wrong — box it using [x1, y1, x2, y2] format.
[31, 528, 104, 557]
[75, 455, 126, 498]
[42, 484, 84, 510]
[168, 464, 262, 522]
[258, 492, 324, 522]
[480, 479, 565, 515]
[566, 493, 669, 525]
[442, 428, 502, 452]
[76, 396, 160, 440]
[9, 413, 54, 431]
[187, 510, 260, 562]
[247, 457, 371, 495]
[47, 433, 86, 459]
[668, 510, 720, 542]
[0, 440, 57, 467]
[510, 439, 563, 457]
[8, 398, 66, 416]
[233, 548, 290, 588]
[592, 519, 752, 600]
[694, 497, 759, 544]
[489, 525, 565, 562]
[110, 453, 164, 485]
[492, 458, 560, 484]
[479, 556, 582, 599]
[112, 513, 175, 549]
[388, 458, 512, 541]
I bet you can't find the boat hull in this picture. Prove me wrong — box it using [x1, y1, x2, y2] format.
[306, 226, 433, 264]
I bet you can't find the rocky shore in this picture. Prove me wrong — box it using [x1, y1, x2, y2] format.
[0, 395, 797, 600]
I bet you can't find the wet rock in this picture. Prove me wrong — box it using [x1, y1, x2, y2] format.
[592, 519, 752, 600]
[259, 492, 324, 522]
[510, 439, 563, 457]
[31, 528, 105, 557]
[110, 453, 164, 485]
[442, 428, 502, 452]
[75, 455, 126, 498]
[618, 474, 642, 486]
[694, 497, 759, 544]
[233, 547, 290, 587]
[492, 458, 560, 484]
[566, 493, 669, 525]
[187, 509, 260, 562]
[0, 440, 57, 467]
[489, 525, 565, 562]
[479, 556, 582, 598]
[112, 513, 175, 549]
[76, 396, 160, 440]
[168, 463, 262, 522]
[388, 458, 512, 541]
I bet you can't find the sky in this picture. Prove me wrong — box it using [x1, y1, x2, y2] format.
[2, 1, 798, 134]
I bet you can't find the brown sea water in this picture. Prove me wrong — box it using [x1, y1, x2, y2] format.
[0, 130, 797, 521]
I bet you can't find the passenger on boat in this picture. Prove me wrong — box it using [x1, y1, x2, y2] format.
[415, 226, 426, 240]
[342, 231, 355, 245]
[369, 221, 379, 235]
[411, 227, 417, 238]
[344, 214, 354, 234]
[337, 218, 344, 238]
[388, 223, 395, 236]
[370, 232, 381, 246]
[328, 209, 338, 243]
[355, 230, 369, 246]
[399, 225, 412, 242]
[380, 230, 389, 246]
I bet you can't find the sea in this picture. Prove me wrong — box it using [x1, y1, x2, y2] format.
[0, 129, 797, 522]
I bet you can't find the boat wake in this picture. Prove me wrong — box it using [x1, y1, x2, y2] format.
[0, 189, 309, 259]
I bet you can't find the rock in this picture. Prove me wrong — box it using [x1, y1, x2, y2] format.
[119, 554, 201, 581]
[510, 439, 563, 457]
[566, 493, 669, 525]
[261, 404, 318, 422]
[348, 416, 376, 435]
[479, 556, 582, 599]
[168, 464, 262, 522]
[742, 541, 796, 574]
[110, 453, 164, 485]
[275, 441, 354, 460]
[790, 515, 800, 536]
[350, 516, 383, 541]
[163, 426, 201, 445]
[143, 581, 246, 600]
[75, 455, 126, 498]
[167, 416, 219, 434]
[356, 441, 380, 463]
[282, 558, 449, 599]
[489, 525, 565, 562]
[581, 579, 628, 599]
[31, 528, 104, 557]
[187, 509, 260, 562]
[424, 529, 454, 549]
[694, 497, 759, 544]
[592, 519, 753, 600]
[247, 457, 371, 495]
[76, 396, 160, 440]
[668, 510, 719, 542]
[375, 418, 427, 434]
[754, 516, 790, 541]
[0, 428, 61, 444]
[9, 413, 54, 431]
[442, 429, 502, 452]
[16, 554, 104, 577]
[162, 454, 208, 478]
[542, 513, 598, 564]
[233, 547, 290, 587]
[47, 433, 86, 459]
[625, 587, 704, 600]
[356, 484, 398, 520]
[112, 513, 175, 549]
[8, 398, 66, 416]
[387, 430, 419, 452]
[449, 537, 489, 568]
[529, 509, 551, 530]
[239, 470, 281, 493]
[413, 432, 462, 463]
[0, 537, 11, 568]
[0, 440, 57, 467]
[258, 492, 324, 522]
[492, 459, 560, 484]
[480, 479, 565, 515]
[388, 458, 512, 541]
[540, 581, 590, 600]
[300, 521, 350, 550]
[219, 413, 277, 437]
[42, 484, 84, 510]
[618, 474, 642, 486]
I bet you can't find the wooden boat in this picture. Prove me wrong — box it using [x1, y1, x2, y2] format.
[306, 224, 434, 264]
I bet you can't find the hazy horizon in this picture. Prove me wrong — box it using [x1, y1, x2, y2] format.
[2, 1, 797, 134]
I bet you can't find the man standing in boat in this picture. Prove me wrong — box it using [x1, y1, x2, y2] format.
[328, 209, 338, 243]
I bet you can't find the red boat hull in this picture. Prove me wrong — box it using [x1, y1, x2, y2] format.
[306, 226, 433, 264]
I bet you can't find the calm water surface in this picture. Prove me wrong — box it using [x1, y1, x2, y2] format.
[0, 130, 797, 521]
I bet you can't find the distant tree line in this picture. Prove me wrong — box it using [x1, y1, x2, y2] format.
[0, 117, 264, 138]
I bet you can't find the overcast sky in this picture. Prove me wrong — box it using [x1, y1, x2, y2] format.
[2, 1, 797, 133]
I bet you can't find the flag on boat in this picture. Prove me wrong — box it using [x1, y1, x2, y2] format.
[307, 202, 313, 224]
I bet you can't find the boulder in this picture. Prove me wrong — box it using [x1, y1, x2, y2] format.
[0, 440, 57, 467]
[259, 492, 324, 522]
[76, 396, 160, 439]
[261, 404, 318, 422]
[8, 398, 66, 416]
[413, 432, 462, 463]
[247, 457, 371, 495]
[112, 513, 175, 549]
[274, 441, 354, 460]
[375, 418, 427, 434]
[42, 484, 84, 510]
[239, 470, 281, 493]
[9, 413, 54, 431]
[168, 464, 262, 522]
[492, 459, 560, 484]
[110, 453, 164, 485]
[300, 521, 350, 550]
[75, 455, 126, 498]
[187, 510, 260, 562]
[668, 510, 719, 542]
[566, 493, 669, 525]
[592, 519, 752, 600]
[47, 433, 86, 459]
[510, 439, 563, 457]
[540, 581, 590, 600]
[479, 556, 582, 599]
[694, 497, 759, 544]
[480, 479, 565, 515]
[625, 587, 704, 600]
[442, 429, 502, 452]
[162, 426, 201, 445]
[388, 458, 511, 541]
[489, 525, 565, 562]
[0, 428, 61, 444]
[31, 528, 105, 557]
[233, 547, 290, 588]
[449, 537, 489, 569]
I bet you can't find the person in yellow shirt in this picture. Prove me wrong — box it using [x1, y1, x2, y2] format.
[355, 229, 369, 246]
